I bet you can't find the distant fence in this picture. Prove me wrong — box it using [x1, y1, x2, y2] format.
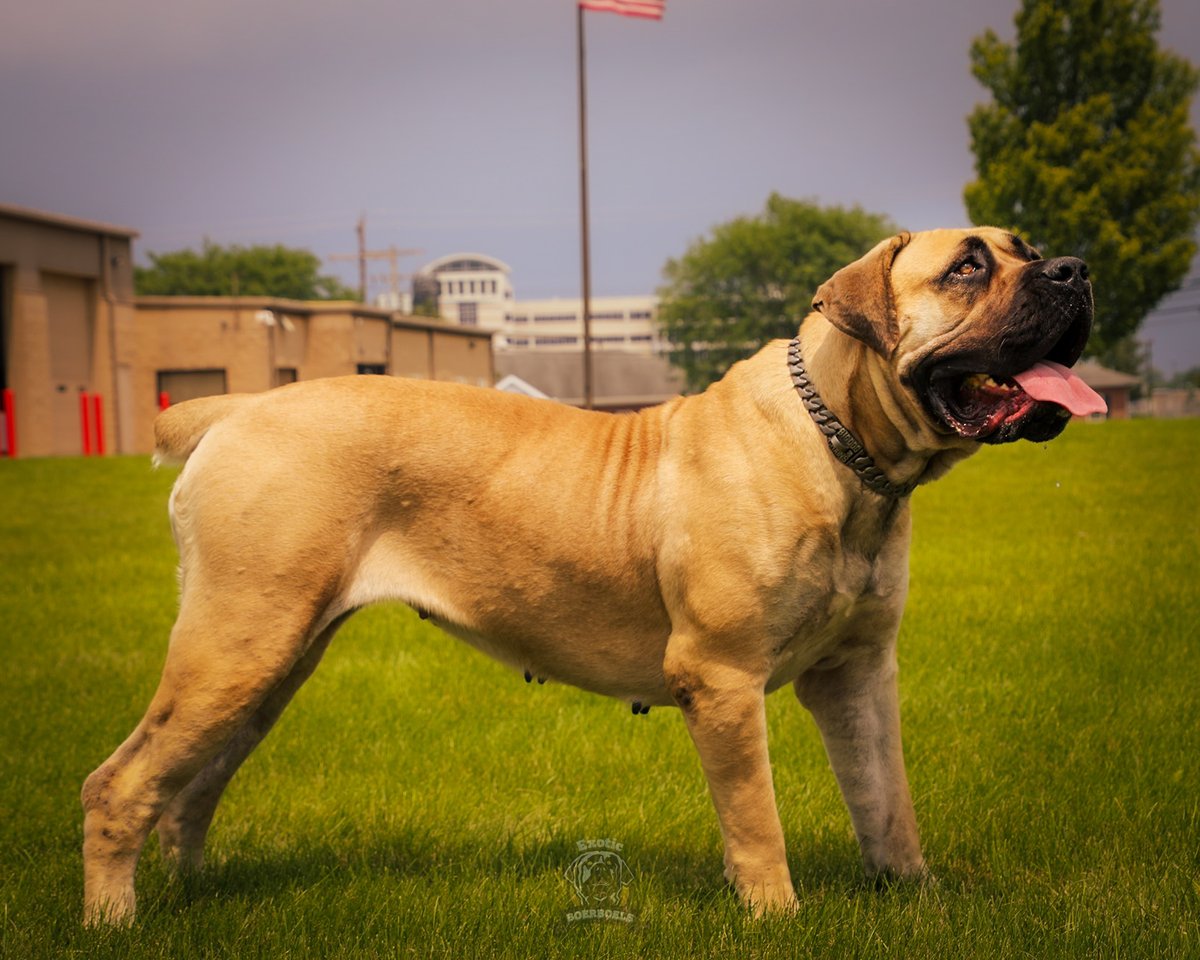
[1132, 388, 1200, 419]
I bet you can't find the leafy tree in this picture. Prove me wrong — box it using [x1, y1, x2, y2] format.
[135, 241, 359, 300]
[1168, 365, 1200, 388]
[657, 195, 897, 391]
[964, 0, 1200, 365]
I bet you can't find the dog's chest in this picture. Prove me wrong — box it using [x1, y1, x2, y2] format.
[766, 499, 909, 690]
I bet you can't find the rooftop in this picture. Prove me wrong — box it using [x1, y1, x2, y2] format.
[0, 201, 139, 238]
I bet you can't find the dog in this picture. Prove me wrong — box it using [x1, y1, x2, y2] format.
[82, 227, 1101, 924]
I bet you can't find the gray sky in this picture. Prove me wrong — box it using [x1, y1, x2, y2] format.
[2, 0, 1198, 372]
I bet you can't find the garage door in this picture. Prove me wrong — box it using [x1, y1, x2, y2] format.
[44, 272, 94, 456]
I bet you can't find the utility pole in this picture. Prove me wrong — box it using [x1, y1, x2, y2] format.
[328, 214, 422, 305]
[577, 4, 594, 409]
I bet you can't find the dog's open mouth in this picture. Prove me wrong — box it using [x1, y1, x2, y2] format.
[927, 362, 1106, 442]
[918, 280, 1106, 444]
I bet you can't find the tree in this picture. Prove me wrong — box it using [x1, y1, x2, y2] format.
[657, 195, 898, 392]
[135, 241, 359, 300]
[964, 0, 1200, 367]
[1168, 365, 1200, 388]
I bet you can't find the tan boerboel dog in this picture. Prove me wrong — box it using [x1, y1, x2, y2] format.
[82, 228, 1104, 924]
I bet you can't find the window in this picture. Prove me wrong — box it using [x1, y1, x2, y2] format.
[459, 303, 478, 326]
[507, 338, 529, 347]
[534, 314, 578, 323]
[274, 367, 297, 387]
[157, 369, 227, 405]
[511, 315, 529, 324]
[630, 335, 652, 343]
[591, 312, 625, 321]
[535, 336, 578, 346]
[629, 310, 652, 320]
[357, 364, 386, 375]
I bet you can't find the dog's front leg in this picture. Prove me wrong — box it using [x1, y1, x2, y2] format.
[793, 641, 926, 882]
[665, 645, 796, 913]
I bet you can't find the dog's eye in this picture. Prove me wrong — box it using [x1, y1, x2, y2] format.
[954, 257, 984, 277]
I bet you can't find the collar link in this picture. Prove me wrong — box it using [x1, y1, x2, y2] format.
[787, 337, 916, 499]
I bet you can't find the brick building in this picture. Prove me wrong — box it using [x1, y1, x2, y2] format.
[1, 204, 493, 456]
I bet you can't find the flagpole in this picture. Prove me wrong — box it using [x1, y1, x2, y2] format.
[577, 3, 594, 410]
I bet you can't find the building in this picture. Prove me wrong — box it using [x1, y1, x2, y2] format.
[412, 253, 513, 332]
[414, 251, 666, 355]
[1073, 359, 1141, 420]
[0, 203, 138, 457]
[2, 204, 494, 457]
[133, 298, 493, 452]
[504, 295, 664, 354]
[495, 349, 682, 412]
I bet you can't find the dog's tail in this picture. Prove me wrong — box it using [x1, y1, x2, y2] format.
[153, 394, 253, 466]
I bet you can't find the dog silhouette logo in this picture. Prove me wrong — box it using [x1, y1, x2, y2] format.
[564, 840, 636, 923]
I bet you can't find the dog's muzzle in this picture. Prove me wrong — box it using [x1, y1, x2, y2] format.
[914, 257, 1104, 444]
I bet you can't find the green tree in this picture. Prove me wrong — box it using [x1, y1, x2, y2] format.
[1168, 364, 1200, 388]
[657, 195, 897, 391]
[964, 0, 1200, 366]
[135, 241, 359, 300]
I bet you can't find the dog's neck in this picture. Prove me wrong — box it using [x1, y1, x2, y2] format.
[796, 318, 975, 493]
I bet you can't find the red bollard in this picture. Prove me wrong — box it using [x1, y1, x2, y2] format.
[158, 391, 171, 411]
[80, 391, 93, 456]
[93, 394, 106, 456]
[2, 388, 15, 458]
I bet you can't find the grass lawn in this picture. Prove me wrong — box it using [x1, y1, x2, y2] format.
[1, 419, 1197, 959]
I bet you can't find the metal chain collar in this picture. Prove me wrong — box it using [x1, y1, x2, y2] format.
[787, 337, 916, 499]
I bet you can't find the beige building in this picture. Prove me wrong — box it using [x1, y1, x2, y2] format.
[0, 203, 138, 457]
[2, 204, 493, 457]
[132, 298, 493, 453]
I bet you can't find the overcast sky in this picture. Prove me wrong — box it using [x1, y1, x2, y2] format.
[2, 0, 1198, 372]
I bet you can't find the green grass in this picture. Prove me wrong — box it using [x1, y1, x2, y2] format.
[1, 420, 1197, 958]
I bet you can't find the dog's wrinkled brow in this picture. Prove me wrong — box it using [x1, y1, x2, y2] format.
[1006, 233, 1042, 262]
[940, 236, 995, 281]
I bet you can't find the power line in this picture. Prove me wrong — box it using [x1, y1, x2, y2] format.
[327, 214, 421, 303]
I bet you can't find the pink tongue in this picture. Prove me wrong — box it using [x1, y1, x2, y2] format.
[1012, 361, 1107, 416]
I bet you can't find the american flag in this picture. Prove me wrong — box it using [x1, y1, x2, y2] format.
[579, 0, 665, 21]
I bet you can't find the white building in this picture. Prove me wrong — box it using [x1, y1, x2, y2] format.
[504, 294, 663, 353]
[413, 253, 514, 333]
[414, 252, 665, 354]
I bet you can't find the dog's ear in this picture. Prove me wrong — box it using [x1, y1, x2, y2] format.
[811, 232, 911, 357]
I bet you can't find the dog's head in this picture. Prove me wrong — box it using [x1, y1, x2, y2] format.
[811, 227, 1099, 444]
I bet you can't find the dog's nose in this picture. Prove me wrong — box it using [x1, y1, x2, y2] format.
[1038, 256, 1089, 287]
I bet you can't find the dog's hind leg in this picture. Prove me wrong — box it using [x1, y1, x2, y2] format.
[154, 612, 350, 874]
[81, 589, 326, 926]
